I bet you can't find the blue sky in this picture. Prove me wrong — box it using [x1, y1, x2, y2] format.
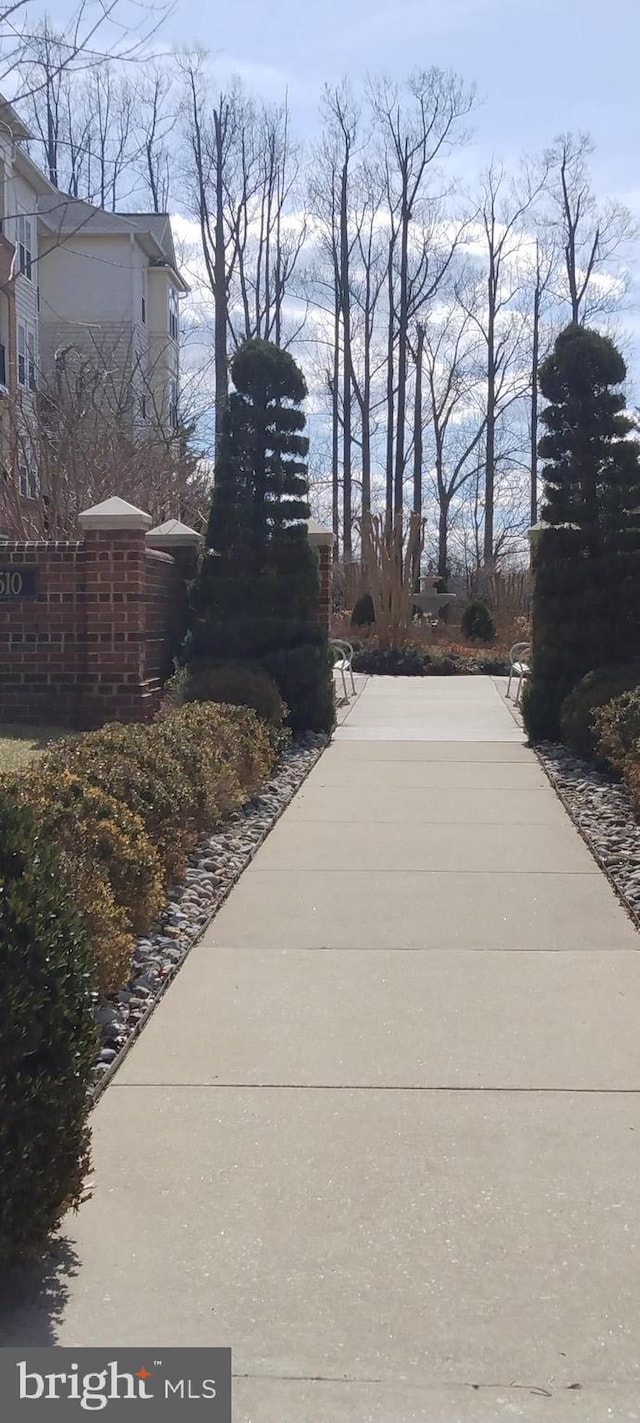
[164, 0, 639, 209]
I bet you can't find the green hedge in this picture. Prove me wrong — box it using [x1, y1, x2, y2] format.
[351, 646, 509, 677]
[560, 665, 640, 759]
[594, 687, 640, 772]
[6, 703, 277, 997]
[0, 795, 97, 1262]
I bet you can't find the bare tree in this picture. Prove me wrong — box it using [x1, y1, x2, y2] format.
[135, 65, 175, 212]
[181, 55, 237, 448]
[318, 83, 358, 557]
[422, 285, 487, 579]
[524, 234, 556, 527]
[370, 68, 474, 519]
[1, 338, 206, 539]
[546, 131, 637, 324]
[465, 159, 548, 563]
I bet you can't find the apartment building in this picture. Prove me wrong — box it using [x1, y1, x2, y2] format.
[0, 95, 188, 536]
[37, 200, 188, 431]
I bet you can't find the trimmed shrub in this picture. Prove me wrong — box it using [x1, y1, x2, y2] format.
[351, 646, 510, 677]
[560, 665, 640, 759]
[165, 659, 287, 729]
[263, 643, 335, 734]
[461, 599, 495, 644]
[618, 754, 640, 819]
[525, 326, 640, 741]
[43, 705, 277, 882]
[0, 795, 97, 1261]
[42, 721, 202, 880]
[351, 592, 375, 628]
[594, 687, 640, 771]
[15, 767, 164, 937]
[26, 704, 277, 995]
[353, 646, 430, 676]
[187, 338, 333, 732]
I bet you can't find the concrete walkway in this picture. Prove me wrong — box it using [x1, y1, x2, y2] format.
[3, 676, 640, 1422]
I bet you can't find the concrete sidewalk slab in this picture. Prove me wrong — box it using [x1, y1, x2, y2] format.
[335, 722, 526, 741]
[325, 741, 533, 761]
[207, 869, 638, 951]
[251, 819, 598, 873]
[231, 1377, 640, 1423]
[7, 1087, 639, 1391]
[313, 759, 548, 788]
[116, 947, 640, 1091]
[335, 676, 524, 741]
[286, 784, 574, 825]
[355, 678, 506, 698]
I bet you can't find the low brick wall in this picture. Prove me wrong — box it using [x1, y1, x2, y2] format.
[0, 528, 191, 728]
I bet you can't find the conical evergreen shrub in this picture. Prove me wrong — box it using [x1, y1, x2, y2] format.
[188, 339, 334, 733]
[524, 325, 640, 741]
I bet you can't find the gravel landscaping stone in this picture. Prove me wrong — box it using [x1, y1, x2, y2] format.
[90, 731, 328, 1096]
[535, 740, 640, 929]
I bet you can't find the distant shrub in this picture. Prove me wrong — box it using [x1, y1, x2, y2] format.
[352, 646, 431, 676]
[165, 659, 287, 730]
[351, 645, 509, 677]
[351, 593, 375, 628]
[0, 795, 97, 1261]
[560, 665, 640, 759]
[461, 599, 495, 643]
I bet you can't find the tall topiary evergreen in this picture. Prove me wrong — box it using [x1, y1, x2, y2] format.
[188, 338, 334, 733]
[525, 324, 640, 741]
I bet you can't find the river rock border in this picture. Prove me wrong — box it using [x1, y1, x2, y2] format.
[535, 741, 640, 931]
[91, 731, 328, 1098]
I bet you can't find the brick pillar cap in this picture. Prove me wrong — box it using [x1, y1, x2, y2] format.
[146, 518, 204, 548]
[79, 496, 153, 531]
[306, 518, 334, 548]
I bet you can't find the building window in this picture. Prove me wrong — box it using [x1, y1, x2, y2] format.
[18, 461, 38, 500]
[168, 377, 178, 431]
[141, 391, 147, 420]
[18, 321, 35, 387]
[18, 322, 36, 390]
[18, 215, 33, 280]
[17, 322, 25, 386]
[27, 329, 36, 390]
[169, 286, 179, 342]
[141, 294, 146, 325]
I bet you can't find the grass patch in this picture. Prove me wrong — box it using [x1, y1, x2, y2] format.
[0, 725, 67, 773]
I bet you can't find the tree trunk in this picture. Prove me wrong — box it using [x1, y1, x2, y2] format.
[361, 263, 372, 521]
[412, 323, 424, 518]
[331, 289, 340, 548]
[483, 260, 496, 564]
[394, 202, 409, 515]
[385, 238, 395, 533]
[340, 155, 352, 560]
[214, 109, 229, 453]
[530, 275, 540, 534]
[438, 499, 449, 582]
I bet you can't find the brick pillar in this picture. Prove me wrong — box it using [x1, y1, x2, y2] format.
[146, 518, 203, 584]
[306, 519, 335, 632]
[79, 496, 153, 725]
[146, 518, 204, 672]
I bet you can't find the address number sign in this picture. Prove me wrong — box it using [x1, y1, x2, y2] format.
[0, 567, 38, 598]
